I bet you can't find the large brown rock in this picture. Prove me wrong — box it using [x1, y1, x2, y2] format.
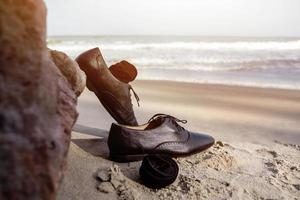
[0, 0, 78, 199]
[50, 50, 86, 97]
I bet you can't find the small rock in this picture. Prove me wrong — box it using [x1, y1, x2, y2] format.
[117, 185, 126, 192]
[290, 166, 297, 171]
[216, 141, 224, 147]
[110, 178, 120, 188]
[269, 151, 278, 158]
[203, 155, 212, 160]
[97, 169, 111, 182]
[97, 182, 115, 193]
[195, 179, 201, 183]
[293, 184, 300, 191]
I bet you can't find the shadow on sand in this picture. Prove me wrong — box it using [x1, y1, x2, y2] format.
[72, 124, 142, 182]
[72, 124, 110, 159]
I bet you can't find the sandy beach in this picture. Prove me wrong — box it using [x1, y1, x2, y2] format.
[58, 80, 300, 199]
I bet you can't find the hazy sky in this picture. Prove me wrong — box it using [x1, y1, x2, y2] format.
[45, 0, 300, 37]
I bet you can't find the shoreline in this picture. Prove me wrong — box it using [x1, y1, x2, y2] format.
[136, 79, 300, 92]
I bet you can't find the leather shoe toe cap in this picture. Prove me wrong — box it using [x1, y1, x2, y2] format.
[187, 132, 215, 154]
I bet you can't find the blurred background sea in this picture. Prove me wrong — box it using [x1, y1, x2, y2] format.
[48, 36, 300, 90]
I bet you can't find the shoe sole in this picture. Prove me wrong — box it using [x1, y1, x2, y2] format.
[110, 143, 215, 163]
[110, 154, 147, 163]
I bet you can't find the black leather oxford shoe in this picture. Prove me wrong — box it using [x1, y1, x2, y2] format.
[108, 114, 215, 162]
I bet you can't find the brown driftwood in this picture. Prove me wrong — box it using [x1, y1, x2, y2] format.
[0, 0, 78, 199]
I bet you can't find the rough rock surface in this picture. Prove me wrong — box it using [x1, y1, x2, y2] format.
[0, 1, 78, 199]
[50, 50, 86, 96]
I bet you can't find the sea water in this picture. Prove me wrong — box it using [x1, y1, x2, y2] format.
[48, 36, 300, 90]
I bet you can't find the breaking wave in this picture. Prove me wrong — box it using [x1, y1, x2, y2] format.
[47, 36, 300, 90]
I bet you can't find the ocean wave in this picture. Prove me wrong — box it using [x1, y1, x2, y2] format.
[47, 37, 300, 90]
[104, 40, 300, 51]
[48, 40, 300, 51]
[120, 58, 300, 72]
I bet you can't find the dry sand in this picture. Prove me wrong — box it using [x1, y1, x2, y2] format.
[58, 80, 300, 200]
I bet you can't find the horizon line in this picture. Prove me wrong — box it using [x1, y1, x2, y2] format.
[47, 34, 300, 39]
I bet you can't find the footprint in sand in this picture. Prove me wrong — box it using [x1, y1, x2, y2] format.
[198, 142, 237, 171]
[256, 148, 278, 158]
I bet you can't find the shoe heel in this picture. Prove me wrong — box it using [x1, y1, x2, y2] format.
[110, 154, 146, 163]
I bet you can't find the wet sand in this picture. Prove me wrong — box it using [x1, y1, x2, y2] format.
[77, 80, 300, 144]
[58, 80, 300, 199]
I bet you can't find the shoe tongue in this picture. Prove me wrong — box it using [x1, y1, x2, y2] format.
[109, 60, 138, 83]
[145, 116, 166, 130]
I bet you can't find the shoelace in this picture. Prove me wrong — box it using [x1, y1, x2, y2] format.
[129, 85, 140, 107]
[148, 113, 187, 131]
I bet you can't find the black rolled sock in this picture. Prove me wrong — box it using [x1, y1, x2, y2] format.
[139, 155, 179, 189]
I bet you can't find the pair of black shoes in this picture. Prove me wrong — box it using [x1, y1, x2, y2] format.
[76, 47, 215, 188]
[76, 48, 215, 163]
